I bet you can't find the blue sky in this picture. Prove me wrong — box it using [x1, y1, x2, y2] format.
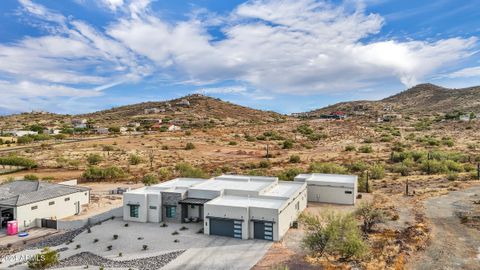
[0, 0, 479, 115]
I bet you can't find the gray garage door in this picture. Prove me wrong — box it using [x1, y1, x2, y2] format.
[253, 221, 273, 241]
[209, 218, 242, 239]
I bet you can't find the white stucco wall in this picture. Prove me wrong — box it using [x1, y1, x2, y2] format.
[248, 207, 278, 240]
[306, 185, 355, 205]
[147, 193, 161, 223]
[203, 204, 249, 239]
[123, 192, 147, 222]
[16, 190, 90, 231]
[277, 189, 307, 240]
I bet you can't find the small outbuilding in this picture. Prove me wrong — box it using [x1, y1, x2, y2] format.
[294, 173, 357, 205]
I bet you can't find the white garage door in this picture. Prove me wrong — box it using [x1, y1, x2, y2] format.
[307, 185, 354, 205]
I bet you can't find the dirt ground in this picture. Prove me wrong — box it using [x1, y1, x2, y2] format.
[408, 185, 480, 270]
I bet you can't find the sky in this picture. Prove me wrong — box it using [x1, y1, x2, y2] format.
[0, 0, 479, 115]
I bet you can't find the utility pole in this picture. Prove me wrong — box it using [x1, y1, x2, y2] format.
[266, 144, 270, 160]
[477, 163, 480, 180]
[405, 179, 409, 196]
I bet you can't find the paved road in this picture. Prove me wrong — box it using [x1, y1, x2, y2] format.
[162, 236, 272, 270]
[411, 186, 480, 270]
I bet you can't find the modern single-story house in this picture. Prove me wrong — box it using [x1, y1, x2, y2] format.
[294, 173, 357, 205]
[123, 175, 307, 241]
[0, 181, 91, 231]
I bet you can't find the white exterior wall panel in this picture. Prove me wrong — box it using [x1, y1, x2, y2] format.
[16, 190, 89, 230]
[204, 204, 249, 239]
[307, 185, 355, 205]
[277, 189, 307, 240]
[123, 193, 148, 222]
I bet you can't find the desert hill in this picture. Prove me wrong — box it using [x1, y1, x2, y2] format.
[305, 83, 480, 116]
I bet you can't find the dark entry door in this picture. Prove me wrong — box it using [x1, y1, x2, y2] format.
[209, 218, 234, 238]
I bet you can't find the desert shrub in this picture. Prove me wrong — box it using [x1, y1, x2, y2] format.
[113, 234, 118, 240]
[23, 174, 39, 180]
[258, 160, 271, 168]
[467, 143, 478, 150]
[83, 166, 126, 181]
[420, 160, 449, 174]
[102, 145, 115, 152]
[175, 163, 209, 178]
[142, 174, 159, 186]
[441, 137, 455, 147]
[277, 168, 304, 181]
[158, 168, 172, 180]
[129, 154, 143, 165]
[349, 161, 368, 173]
[444, 160, 463, 172]
[142, 245, 148, 250]
[282, 139, 294, 149]
[245, 134, 256, 142]
[446, 172, 458, 181]
[308, 133, 327, 141]
[363, 137, 374, 144]
[185, 142, 195, 150]
[87, 154, 103, 165]
[344, 145, 356, 152]
[414, 119, 432, 131]
[369, 163, 385, 180]
[309, 162, 348, 174]
[0, 155, 37, 169]
[228, 141, 238, 146]
[27, 247, 58, 269]
[184, 131, 192, 136]
[256, 135, 266, 141]
[358, 145, 373, 153]
[289, 155, 301, 163]
[301, 212, 367, 260]
[379, 135, 393, 142]
[463, 163, 476, 172]
[354, 201, 385, 234]
[297, 124, 314, 135]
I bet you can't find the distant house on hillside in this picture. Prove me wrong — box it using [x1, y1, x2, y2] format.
[72, 119, 88, 129]
[128, 122, 141, 128]
[144, 108, 164, 114]
[176, 99, 190, 107]
[6, 130, 38, 137]
[459, 114, 470, 122]
[320, 111, 347, 120]
[168, 125, 181, 132]
[93, 127, 109, 134]
[381, 113, 402, 122]
[141, 119, 162, 125]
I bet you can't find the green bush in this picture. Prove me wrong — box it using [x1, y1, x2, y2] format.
[142, 174, 159, 186]
[344, 145, 356, 152]
[185, 142, 195, 150]
[282, 139, 294, 149]
[0, 156, 37, 169]
[23, 174, 39, 180]
[369, 163, 385, 180]
[129, 154, 143, 165]
[83, 166, 126, 181]
[301, 212, 367, 260]
[87, 154, 103, 165]
[446, 172, 458, 181]
[307, 133, 327, 141]
[27, 247, 58, 269]
[354, 201, 385, 234]
[420, 160, 449, 174]
[277, 168, 304, 181]
[363, 137, 374, 144]
[289, 155, 301, 163]
[309, 162, 348, 174]
[228, 141, 237, 146]
[358, 145, 373, 153]
[296, 124, 314, 135]
[258, 160, 271, 168]
[102, 145, 115, 152]
[349, 161, 368, 173]
[175, 163, 209, 178]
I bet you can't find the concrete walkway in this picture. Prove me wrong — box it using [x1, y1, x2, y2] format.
[0, 227, 57, 247]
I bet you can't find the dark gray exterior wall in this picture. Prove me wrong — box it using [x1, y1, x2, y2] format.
[161, 192, 184, 223]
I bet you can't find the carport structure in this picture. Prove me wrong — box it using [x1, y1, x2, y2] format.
[178, 198, 210, 223]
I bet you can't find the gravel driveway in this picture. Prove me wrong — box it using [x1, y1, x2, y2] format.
[411, 186, 480, 270]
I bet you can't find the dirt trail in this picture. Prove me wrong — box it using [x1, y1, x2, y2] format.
[410, 186, 480, 270]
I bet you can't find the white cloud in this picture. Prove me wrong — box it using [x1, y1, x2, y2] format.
[447, 66, 480, 78]
[1, 0, 478, 113]
[196, 86, 247, 95]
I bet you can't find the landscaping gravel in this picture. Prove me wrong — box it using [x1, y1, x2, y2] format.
[26, 226, 88, 250]
[52, 250, 185, 270]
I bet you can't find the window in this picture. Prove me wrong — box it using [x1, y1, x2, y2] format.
[149, 206, 157, 210]
[85, 192, 87, 196]
[166, 206, 176, 218]
[130, 205, 139, 218]
[49, 201, 55, 206]
[65, 197, 70, 201]
[191, 205, 195, 209]
[31, 205, 38, 210]
[295, 201, 300, 210]
[345, 191, 353, 194]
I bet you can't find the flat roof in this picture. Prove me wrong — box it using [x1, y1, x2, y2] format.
[190, 178, 272, 192]
[263, 181, 305, 198]
[206, 195, 285, 209]
[151, 178, 206, 189]
[296, 173, 357, 187]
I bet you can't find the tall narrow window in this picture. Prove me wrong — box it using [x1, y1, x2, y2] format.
[166, 206, 176, 218]
[130, 205, 139, 218]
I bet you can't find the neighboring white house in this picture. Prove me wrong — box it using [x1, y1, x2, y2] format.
[0, 181, 90, 231]
[294, 173, 357, 205]
[94, 127, 109, 134]
[168, 125, 181, 132]
[123, 175, 307, 241]
[7, 130, 38, 137]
